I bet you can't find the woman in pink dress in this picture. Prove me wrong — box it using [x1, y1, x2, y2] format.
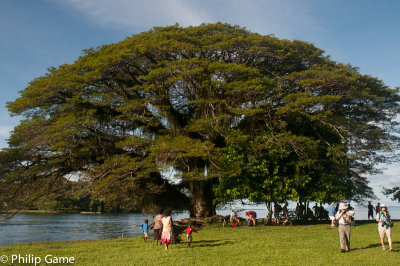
[161, 209, 173, 250]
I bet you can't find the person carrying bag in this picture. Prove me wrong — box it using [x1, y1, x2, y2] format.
[376, 204, 394, 251]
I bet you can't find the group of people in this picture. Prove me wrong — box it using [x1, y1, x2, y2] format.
[368, 202, 385, 220]
[295, 202, 329, 220]
[141, 202, 394, 252]
[229, 206, 291, 227]
[274, 203, 290, 224]
[139, 209, 195, 250]
[228, 210, 259, 227]
[328, 202, 394, 252]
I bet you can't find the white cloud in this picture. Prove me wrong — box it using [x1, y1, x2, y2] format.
[368, 164, 400, 206]
[60, 0, 321, 39]
[0, 126, 12, 138]
[61, 0, 210, 30]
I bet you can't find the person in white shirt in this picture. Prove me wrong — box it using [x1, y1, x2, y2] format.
[376, 204, 393, 251]
[335, 203, 355, 252]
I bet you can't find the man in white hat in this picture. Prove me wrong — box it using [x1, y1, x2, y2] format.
[376, 204, 393, 251]
[335, 202, 355, 252]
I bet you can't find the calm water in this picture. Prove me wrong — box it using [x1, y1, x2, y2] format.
[0, 212, 189, 247]
[1, 205, 399, 247]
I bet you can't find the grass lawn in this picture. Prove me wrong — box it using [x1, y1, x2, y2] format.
[0, 221, 398, 265]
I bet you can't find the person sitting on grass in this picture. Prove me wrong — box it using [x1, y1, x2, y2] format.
[230, 210, 239, 227]
[185, 221, 196, 247]
[140, 219, 149, 243]
[245, 211, 256, 226]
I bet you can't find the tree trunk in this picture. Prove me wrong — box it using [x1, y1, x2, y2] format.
[189, 179, 216, 218]
[266, 202, 272, 224]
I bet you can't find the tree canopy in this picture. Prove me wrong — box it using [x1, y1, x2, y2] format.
[1, 23, 399, 217]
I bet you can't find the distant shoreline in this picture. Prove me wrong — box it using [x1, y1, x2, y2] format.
[0, 210, 80, 214]
[1, 210, 399, 223]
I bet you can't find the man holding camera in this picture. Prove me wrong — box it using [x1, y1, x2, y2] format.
[335, 202, 355, 252]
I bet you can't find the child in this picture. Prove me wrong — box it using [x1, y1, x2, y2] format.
[230, 210, 239, 227]
[152, 210, 163, 246]
[161, 209, 173, 250]
[140, 219, 149, 242]
[185, 222, 196, 247]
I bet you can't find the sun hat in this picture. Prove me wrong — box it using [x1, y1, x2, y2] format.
[339, 203, 348, 210]
[381, 204, 387, 208]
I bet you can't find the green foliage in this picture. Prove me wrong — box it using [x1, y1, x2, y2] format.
[1, 23, 399, 216]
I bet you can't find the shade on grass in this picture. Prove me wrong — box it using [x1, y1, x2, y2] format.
[0, 221, 398, 265]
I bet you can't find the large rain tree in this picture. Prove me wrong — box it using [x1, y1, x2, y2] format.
[1, 23, 399, 217]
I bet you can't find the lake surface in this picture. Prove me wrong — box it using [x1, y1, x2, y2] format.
[1, 205, 399, 247]
[0, 212, 189, 247]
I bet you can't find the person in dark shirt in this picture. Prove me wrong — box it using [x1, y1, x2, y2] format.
[368, 201, 374, 220]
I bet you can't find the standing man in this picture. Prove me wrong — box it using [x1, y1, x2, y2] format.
[335, 203, 355, 252]
[368, 202, 374, 220]
[312, 203, 319, 219]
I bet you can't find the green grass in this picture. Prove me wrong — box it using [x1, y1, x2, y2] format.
[0, 221, 398, 265]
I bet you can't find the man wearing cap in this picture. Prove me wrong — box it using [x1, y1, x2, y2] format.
[376, 204, 393, 251]
[335, 203, 355, 252]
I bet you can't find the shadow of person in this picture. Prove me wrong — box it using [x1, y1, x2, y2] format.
[195, 239, 223, 244]
[352, 241, 400, 251]
[195, 240, 234, 248]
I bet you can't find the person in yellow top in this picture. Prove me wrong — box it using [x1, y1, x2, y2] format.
[335, 203, 355, 252]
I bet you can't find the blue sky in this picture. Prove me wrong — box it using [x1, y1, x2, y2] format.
[1, 0, 399, 204]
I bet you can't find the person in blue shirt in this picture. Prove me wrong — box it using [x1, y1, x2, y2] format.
[328, 202, 336, 228]
[140, 219, 149, 242]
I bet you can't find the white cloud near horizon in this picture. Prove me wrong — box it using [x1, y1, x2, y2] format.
[60, 0, 321, 39]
